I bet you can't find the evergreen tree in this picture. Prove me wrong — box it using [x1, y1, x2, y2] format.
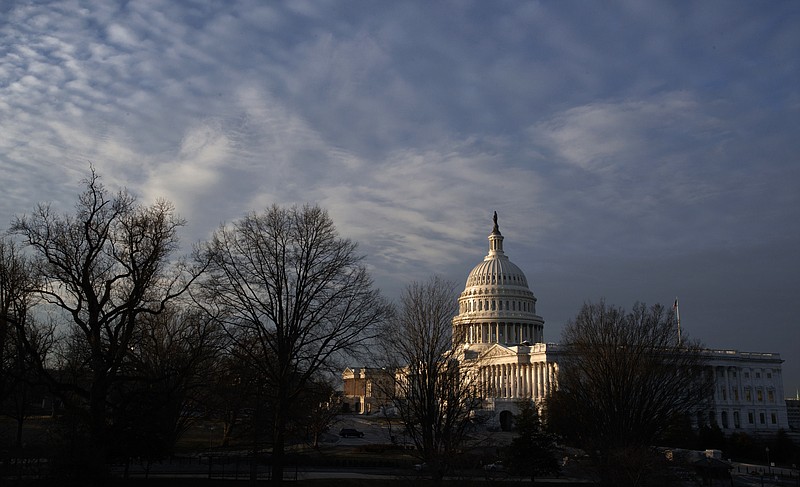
[505, 399, 560, 483]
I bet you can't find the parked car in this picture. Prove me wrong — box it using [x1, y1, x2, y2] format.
[339, 428, 364, 438]
[483, 461, 505, 471]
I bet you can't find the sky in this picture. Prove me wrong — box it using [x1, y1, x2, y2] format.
[2, 1, 799, 395]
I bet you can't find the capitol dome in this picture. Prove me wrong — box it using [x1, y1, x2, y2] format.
[452, 212, 544, 350]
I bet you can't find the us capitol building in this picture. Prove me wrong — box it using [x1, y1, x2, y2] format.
[345, 214, 790, 433]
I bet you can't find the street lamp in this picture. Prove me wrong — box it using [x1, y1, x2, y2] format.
[765, 447, 770, 476]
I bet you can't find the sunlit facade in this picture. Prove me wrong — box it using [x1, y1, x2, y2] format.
[342, 214, 790, 432]
[455, 213, 789, 433]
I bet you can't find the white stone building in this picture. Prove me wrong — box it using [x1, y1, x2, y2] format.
[454, 213, 789, 433]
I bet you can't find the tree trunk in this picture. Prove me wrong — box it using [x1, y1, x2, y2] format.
[88, 373, 109, 480]
[15, 416, 24, 449]
[271, 415, 286, 484]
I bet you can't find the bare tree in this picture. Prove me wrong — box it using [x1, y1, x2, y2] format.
[546, 300, 713, 487]
[376, 276, 483, 482]
[197, 204, 391, 483]
[204, 343, 260, 447]
[291, 376, 341, 449]
[112, 304, 223, 460]
[0, 238, 46, 447]
[10, 169, 196, 474]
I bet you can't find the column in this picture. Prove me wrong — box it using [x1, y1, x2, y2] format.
[497, 364, 506, 397]
[506, 364, 517, 397]
[724, 367, 731, 404]
[553, 362, 558, 390]
[522, 364, 529, 397]
[503, 364, 511, 397]
[536, 362, 542, 399]
[494, 365, 503, 397]
[544, 363, 551, 397]
[529, 364, 535, 399]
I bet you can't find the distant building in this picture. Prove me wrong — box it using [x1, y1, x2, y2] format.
[702, 350, 788, 432]
[341, 367, 392, 414]
[786, 397, 800, 431]
[344, 213, 791, 433]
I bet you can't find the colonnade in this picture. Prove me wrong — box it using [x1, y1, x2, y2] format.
[479, 361, 557, 400]
[464, 322, 542, 345]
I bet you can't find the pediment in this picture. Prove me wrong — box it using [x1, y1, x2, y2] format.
[478, 344, 518, 361]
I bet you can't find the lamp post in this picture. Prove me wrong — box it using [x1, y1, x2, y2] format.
[766, 447, 770, 476]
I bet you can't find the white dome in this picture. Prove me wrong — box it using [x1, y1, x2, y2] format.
[452, 212, 544, 348]
[466, 256, 528, 288]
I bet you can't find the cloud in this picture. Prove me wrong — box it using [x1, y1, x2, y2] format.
[533, 93, 719, 171]
[1, 0, 798, 389]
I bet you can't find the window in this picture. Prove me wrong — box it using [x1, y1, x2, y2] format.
[733, 411, 740, 428]
[768, 390, 775, 403]
[759, 413, 765, 424]
[756, 372, 761, 379]
[744, 372, 750, 379]
[767, 372, 772, 379]
[748, 412, 754, 424]
[771, 413, 777, 424]
[734, 389, 739, 401]
[757, 389, 763, 402]
[745, 388, 752, 402]
[721, 411, 729, 429]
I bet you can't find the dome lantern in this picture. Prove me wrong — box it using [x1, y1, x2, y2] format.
[488, 210, 505, 256]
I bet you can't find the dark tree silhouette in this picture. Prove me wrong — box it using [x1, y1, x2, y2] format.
[0, 238, 47, 448]
[197, 204, 390, 484]
[11, 169, 196, 476]
[505, 399, 559, 483]
[111, 305, 223, 461]
[291, 376, 341, 449]
[547, 300, 713, 486]
[376, 276, 483, 482]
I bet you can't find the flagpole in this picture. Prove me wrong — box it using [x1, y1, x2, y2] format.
[674, 297, 682, 346]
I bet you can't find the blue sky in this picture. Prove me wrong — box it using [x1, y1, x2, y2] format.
[2, 1, 799, 394]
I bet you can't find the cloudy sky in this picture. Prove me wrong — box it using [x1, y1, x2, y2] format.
[2, 1, 799, 393]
